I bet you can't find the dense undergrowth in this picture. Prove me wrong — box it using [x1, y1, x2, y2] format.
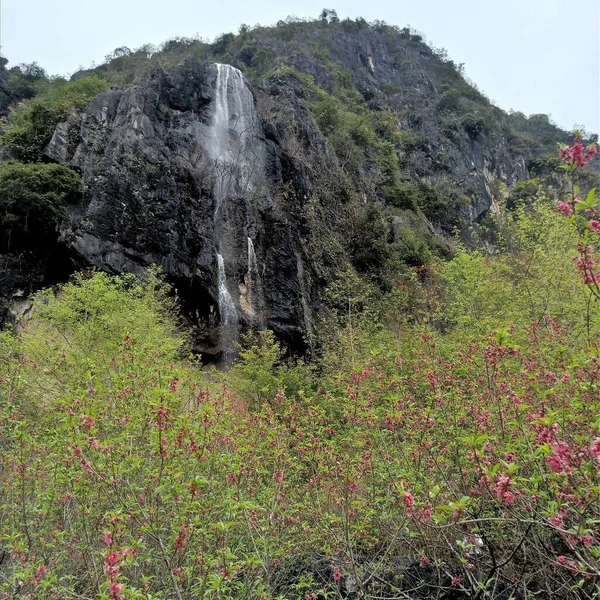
[0, 140, 599, 599]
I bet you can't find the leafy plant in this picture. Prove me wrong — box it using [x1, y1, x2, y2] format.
[0, 160, 81, 251]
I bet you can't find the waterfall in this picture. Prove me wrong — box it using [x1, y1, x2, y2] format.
[208, 64, 261, 212]
[247, 237, 259, 280]
[246, 237, 265, 327]
[216, 254, 237, 325]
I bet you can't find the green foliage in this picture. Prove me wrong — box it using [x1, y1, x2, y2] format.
[5, 62, 48, 102]
[348, 203, 390, 273]
[0, 160, 81, 251]
[212, 33, 236, 55]
[230, 330, 284, 409]
[230, 330, 316, 410]
[439, 194, 598, 342]
[386, 179, 449, 220]
[18, 269, 183, 364]
[1, 74, 108, 162]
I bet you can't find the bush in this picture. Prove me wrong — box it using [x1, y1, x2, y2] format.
[0, 160, 81, 252]
[1, 74, 108, 162]
[5, 62, 48, 102]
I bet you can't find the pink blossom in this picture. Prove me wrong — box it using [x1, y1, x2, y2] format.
[589, 220, 600, 234]
[591, 438, 600, 459]
[451, 577, 462, 587]
[104, 531, 113, 546]
[556, 201, 574, 216]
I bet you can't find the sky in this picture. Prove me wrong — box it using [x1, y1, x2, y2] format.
[1, 0, 599, 133]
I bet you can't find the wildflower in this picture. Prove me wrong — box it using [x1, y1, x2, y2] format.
[589, 220, 600, 234]
[33, 565, 46, 585]
[591, 438, 600, 459]
[103, 531, 113, 546]
[332, 566, 342, 581]
[451, 577, 461, 587]
[556, 201, 573, 216]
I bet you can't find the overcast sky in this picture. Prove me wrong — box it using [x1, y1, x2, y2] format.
[2, 0, 599, 133]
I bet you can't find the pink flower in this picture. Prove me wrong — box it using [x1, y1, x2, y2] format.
[403, 492, 415, 508]
[582, 535, 595, 546]
[103, 531, 113, 546]
[591, 438, 600, 459]
[109, 582, 122, 597]
[556, 201, 573, 216]
[503, 491, 515, 504]
[589, 220, 600, 234]
[34, 564, 46, 583]
[420, 555, 431, 565]
[586, 144, 598, 160]
[332, 566, 342, 581]
[451, 576, 462, 587]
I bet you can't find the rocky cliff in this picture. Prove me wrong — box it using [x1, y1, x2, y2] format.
[44, 61, 320, 358]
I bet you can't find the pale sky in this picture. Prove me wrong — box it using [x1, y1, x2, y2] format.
[2, 0, 599, 133]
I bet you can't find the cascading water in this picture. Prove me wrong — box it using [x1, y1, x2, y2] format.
[246, 237, 265, 327]
[207, 64, 262, 212]
[247, 237, 259, 281]
[208, 64, 264, 354]
[216, 253, 237, 326]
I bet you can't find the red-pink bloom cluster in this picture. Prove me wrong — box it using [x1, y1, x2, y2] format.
[492, 474, 515, 504]
[104, 547, 133, 600]
[33, 565, 46, 586]
[556, 201, 574, 217]
[546, 442, 577, 474]
[559, 135, 597, 168]
[574, 243, 600, 285]
[589, 220, 600, 234]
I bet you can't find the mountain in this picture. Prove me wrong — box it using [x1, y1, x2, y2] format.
[0, 15, 594, 359]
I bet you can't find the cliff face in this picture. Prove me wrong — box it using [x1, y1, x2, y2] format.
[0, 21, 553, 355]
[46, 62, 318, 357]
[252, 24, 528, 222]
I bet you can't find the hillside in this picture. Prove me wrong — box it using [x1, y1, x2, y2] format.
[1, 15, 596, 358]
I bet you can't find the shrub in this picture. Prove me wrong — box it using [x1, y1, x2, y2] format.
[0, 160, 81, 252]
[1, 74, 108, 162]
